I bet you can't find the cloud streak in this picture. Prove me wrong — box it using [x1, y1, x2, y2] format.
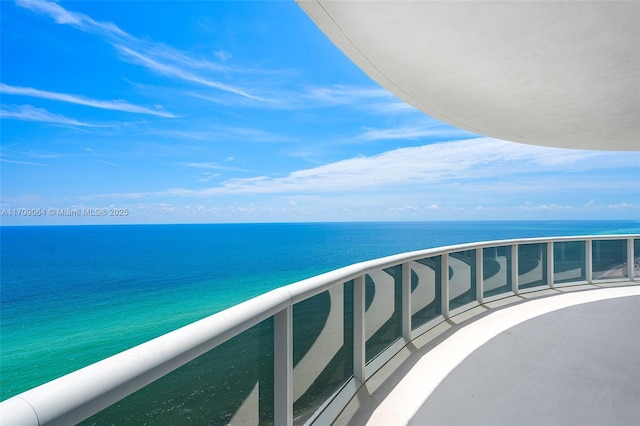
[16, 0, 129, 38]
[150, 126, 296, 144]
[16, 0, 263, 101]
[17, 1, 401, 112]
[114, 46, 263, 101]
[93, 159, 123, 168]
[0, 157, 45, 166]
[184, 162, 250, 173]
[93, 138, 637, 199]
[0, 84, 177, 117]
[304, 85, 391, 105]
[357, 125, 478, 141]
[1, 105, 106, 127]
[216, 84, 400, 111]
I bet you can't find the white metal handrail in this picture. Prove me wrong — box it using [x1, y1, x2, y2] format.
[0, 235, 637, 425]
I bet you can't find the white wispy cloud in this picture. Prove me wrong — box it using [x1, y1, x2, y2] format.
[184, 162, 250, 172]
[114, 46, 263, 101]
[0, 157, 45, 166]
[151, 126, 295, 143]
[0, 149, 64, 168]
[357, 125, 478, 141]
[366, 101, 417, 115]
[474, 201, 640, 214]
[93, 159, 123, 168]
[245, 84, 397, 111]
[0, 84, 177, 117]
[608, 202, 640, 210]
[16, 0, 263, 101]
[13, 0, 449, 117]
[197, 172, 221, 183]
[24, 150, 64, 159]
[213, 50, 232, 61]
[92, 138, 639, 200]
[16, 0, 129, 38]
[305, 85, 391, 105]
[0, 105, 106, 127]
[187, 82, 401, 112]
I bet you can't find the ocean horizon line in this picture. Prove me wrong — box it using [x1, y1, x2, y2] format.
[2, 218, 639, 228]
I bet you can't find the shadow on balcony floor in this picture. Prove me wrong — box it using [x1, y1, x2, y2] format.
[336, 285, 640, 426]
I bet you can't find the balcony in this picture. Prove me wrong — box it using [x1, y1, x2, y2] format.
[1, 235, 638, 425]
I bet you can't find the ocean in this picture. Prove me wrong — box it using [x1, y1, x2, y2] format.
[1, 220, 639, 401]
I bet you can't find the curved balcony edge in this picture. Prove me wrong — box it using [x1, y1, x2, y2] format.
[0, 234, 638, 425]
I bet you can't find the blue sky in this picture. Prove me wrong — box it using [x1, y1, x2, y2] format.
[1, 0, 638, 225]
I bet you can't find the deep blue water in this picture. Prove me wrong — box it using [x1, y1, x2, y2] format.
[1, 220, 638, 400]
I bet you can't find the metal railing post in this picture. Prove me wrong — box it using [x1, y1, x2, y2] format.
[627, 237, 635, 280]
[512, 244, 519, 295]
[547, 242, 555, 288]
[586, 239, 593, 283]
[442, 254, 450, 319]
[402, 262, 412, 340]
[476, 248, 484, 304]
[354, 275, 366, 383]
[274, 306, 293, 426]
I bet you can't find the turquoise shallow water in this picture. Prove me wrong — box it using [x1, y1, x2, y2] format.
[1, 220, 638, 400]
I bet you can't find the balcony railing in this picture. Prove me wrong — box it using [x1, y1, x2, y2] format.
[1, 235, 638, 425]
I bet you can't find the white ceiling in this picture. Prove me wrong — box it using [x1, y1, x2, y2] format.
[298, 1, 639, 151]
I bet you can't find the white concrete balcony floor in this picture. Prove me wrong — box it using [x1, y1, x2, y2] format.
[335, 284, 640, 426]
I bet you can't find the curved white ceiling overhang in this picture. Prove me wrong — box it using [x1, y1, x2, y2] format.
[298, 1, 639, 151]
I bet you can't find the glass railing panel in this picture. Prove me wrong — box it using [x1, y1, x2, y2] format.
[634, 239, 639, 278]
[365, 265, 402, 363]
[592, 239, 627, 280]
[292, 281, 353, 425]
[81, 317, 275, 425]
[518, 243, 548, 289]
[483, 245, 512, 298]
[449, 250, 476, 310]
[554, 241, 586, 284]
[411, 256, 442, 330]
